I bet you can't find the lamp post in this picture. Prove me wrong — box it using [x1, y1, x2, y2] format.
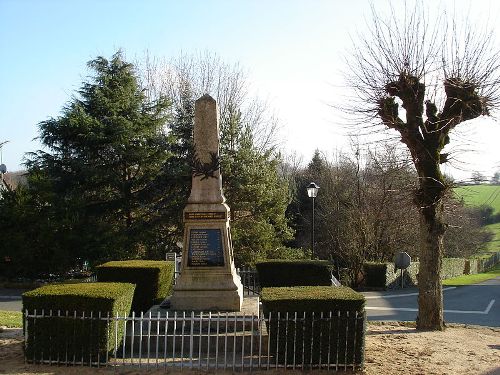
[306, 182, 319, 259]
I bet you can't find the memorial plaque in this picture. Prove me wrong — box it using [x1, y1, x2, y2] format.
[187, 228, 225, 267]
[185, 212, 226, 220]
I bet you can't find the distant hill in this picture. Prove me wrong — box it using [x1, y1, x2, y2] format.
[454, 185, 500, 214]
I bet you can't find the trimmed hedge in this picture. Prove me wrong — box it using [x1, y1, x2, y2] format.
[256, 260, 333, 287]
[261, 286, 365, 367]
[363, 262, 387, 288]
[96, 260, 175, 314]
[22, 282, 135, 363]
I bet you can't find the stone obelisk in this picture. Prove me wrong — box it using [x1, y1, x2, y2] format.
[170, 94, 243, 311]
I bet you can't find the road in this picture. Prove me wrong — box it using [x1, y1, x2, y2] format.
[363, 277, 500, 327]
[0, 289, 25, 312]
[2, 278, 499, 326]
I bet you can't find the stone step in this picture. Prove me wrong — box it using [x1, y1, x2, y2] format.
[118, 331, 269, 356]
[126, 313, 262, 334]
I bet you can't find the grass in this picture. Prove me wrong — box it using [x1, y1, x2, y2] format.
[484, 222, 500, 253]
[443, 264, 500, 286]
[454, 184, 500, 213]
[454, 184, 500, 255]
[0, 310, 23, 328]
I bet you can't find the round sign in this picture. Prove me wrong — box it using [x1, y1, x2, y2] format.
[395, 252, 411, 270]
[0, 164, 6, 173]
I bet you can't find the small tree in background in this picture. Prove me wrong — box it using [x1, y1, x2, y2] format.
[471, 171, 487, 184]
[345, 4, 500, 329]
[490, 171, 500, 185]
[287, 146, 419, 285]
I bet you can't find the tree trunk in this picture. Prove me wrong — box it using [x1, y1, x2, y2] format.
[415, 160, 446, 330]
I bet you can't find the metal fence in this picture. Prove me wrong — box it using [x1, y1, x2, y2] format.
[24, 308, 365, 371]
[238, 267, 260, 296]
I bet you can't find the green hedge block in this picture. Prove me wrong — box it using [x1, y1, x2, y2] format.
[96, 260, 175, 314]
[261, 286, 365, 313]
[256, 260, 333, 287]
[261, 286, 365, 367]
[363, 262, 387, 288]
[22, 282, 135, 363]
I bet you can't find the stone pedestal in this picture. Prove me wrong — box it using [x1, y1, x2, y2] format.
[170, 95, 243, 311]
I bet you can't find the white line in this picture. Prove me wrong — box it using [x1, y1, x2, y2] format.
[484, 299, 495, 314]
[444, 309, 487, 315]
[366, 299, 495, 315]
[364, 287, 456, 300]
[366, 307, 418, 312]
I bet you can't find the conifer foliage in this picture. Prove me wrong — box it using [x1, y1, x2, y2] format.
[25, 51, 171, 266]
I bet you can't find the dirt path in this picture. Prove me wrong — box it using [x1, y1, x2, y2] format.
[1, 323, 499, 374]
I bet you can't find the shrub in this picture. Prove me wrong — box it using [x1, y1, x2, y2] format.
[363, 262, 387, 288]
[96, 260, 175, 314]
[22, 282, 135, 363]
[256, 260, 333, 287]
[261, 286, 365, 367]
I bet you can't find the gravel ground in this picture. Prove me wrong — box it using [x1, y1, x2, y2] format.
[1, 323, 499, 374]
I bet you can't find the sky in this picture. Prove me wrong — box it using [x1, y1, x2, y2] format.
[1, 0, 499, 182]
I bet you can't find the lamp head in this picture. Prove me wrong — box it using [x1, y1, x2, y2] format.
[307, 182, 319, 198]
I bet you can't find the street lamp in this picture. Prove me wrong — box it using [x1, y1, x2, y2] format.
[306, 182, 319, 259]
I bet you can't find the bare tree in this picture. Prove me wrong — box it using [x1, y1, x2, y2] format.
[137, 51, 280, 153]
[344, 3, 500, 329]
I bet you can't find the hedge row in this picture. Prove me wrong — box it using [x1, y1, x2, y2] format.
[364, 252, 500, 288]
[256, 260, 333, 287]
[96, 260, 175, 314]
[22, 260, 175, 363]
[23, 282, 135, 362]
[261, 286, 365, 366]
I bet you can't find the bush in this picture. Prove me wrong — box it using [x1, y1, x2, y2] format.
[363, 262, 387, 288]
[256, 260, 333, 287]
[96, 260, 175, 314]
[261, 286, 365, 367]
[22, 282, 135, 363]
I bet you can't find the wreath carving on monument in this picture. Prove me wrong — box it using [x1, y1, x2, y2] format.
[192, 150, 221, 180]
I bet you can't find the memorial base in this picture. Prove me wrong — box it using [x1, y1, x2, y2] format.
[170, 270, 243, 311]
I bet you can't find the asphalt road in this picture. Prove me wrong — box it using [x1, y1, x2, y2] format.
[0, 288, 25, 312]
[1, 278, 499, 326]
[363, 277, 500, 327]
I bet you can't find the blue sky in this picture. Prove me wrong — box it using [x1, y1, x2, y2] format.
[1, 0, 499, 180]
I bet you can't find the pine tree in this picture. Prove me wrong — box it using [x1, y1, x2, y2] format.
[27, 51, 171, 262]
[220, 107, 293, 265]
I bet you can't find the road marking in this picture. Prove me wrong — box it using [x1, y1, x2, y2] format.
[485, 299, 495, 314]
[366, 299, 495, 315]
[364, 287, 456, 300]
[366, 307, 418, 312]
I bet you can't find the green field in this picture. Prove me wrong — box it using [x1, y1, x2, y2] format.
[454, 184, 500, 254]
[454, 185, 500, 214]
[484, 222, 500, 252]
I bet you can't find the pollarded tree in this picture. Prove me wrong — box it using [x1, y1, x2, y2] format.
[345, 4, 500, 329]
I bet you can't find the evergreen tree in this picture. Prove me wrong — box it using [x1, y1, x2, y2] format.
[158, 82, 196, 250]
[26, 51, 171, 263]
[220, 107, 293, 265]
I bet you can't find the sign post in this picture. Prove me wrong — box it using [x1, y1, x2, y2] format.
[394, 252, 411, 289]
